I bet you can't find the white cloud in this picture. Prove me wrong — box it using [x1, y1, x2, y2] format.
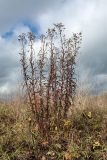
[0, 25, 31, 94]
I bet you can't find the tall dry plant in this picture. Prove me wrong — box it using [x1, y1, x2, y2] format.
[18, 23, 82, 139]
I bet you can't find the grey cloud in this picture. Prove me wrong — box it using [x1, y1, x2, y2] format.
[0, 56, 18, 85]
[0, 0, 107, 95]
[79, 40, 107, 75]
[0, 0, 64, 34]
[0, 34, 21, 94]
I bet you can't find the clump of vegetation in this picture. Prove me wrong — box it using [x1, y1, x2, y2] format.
[18, 23, 81, 142]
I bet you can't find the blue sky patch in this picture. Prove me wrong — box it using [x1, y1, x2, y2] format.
[2, 30, 14, 39]
[23, 20, 40, 35]
[2, 20, 40, 39]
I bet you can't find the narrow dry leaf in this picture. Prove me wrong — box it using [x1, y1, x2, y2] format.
[64, 152, 71, 160]
[41, 156, 46, 160]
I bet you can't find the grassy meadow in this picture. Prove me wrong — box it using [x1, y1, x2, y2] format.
[0, 93, 107, 160]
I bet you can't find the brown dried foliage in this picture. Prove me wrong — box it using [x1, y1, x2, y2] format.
[18, 23, 82, 138]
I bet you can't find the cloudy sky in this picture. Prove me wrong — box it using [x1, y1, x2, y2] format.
[0, 0, 107, 96]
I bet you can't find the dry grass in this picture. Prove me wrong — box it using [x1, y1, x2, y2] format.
[0, 93, 107, 159]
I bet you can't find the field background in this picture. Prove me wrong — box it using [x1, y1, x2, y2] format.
[0, 92, 107, 160]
